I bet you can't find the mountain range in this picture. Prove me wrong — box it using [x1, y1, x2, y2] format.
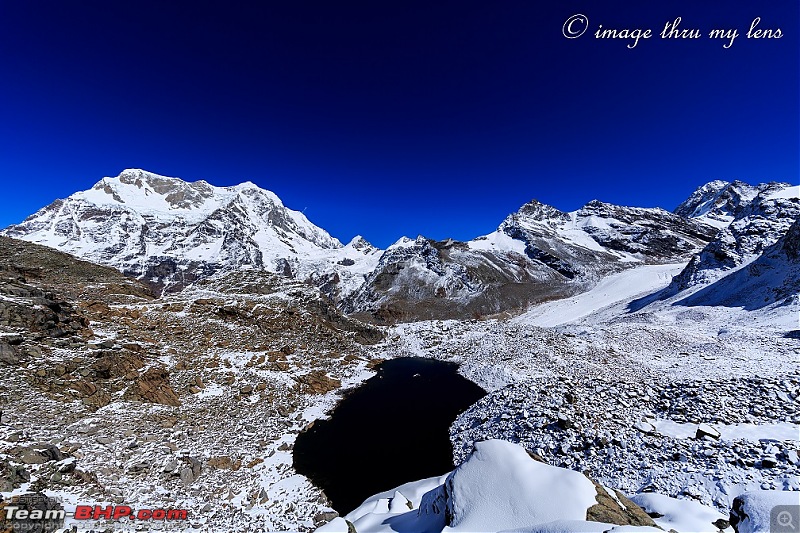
[3, 169, 797, 322]
[0, 169, 798, 533]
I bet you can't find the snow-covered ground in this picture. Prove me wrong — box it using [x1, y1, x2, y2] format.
[2, 177, 797, 532]
[512, 263, 685, 327]
[370, 247, 798, 532]
[653, 420, 800, 442]
[322, 440, 734, 533]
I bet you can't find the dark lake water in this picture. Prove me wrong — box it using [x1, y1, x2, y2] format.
[292, 357, 486, 514]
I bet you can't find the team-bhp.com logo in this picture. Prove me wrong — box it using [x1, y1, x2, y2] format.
[72, 505, 189, 521]
[1, 493, 188, 531]
[3, 504, 189, 521]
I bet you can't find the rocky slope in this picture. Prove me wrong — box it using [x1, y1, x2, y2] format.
[675, 215, 800, 309]
[342, 234, 580, 322]
[671, 181, 799, 292]
[674, 180, 794, 228]
[450, 374, 800, 514]
[344, 198, 718, 322]
[0, 237, 383, 531]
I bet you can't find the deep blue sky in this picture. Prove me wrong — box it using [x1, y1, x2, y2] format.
[1, 1, 797, 247]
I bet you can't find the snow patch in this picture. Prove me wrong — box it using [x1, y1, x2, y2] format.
[653, 420, 800, 442]
[514, 263, 686, 327]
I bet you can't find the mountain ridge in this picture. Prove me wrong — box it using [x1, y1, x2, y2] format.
[2, 169, 796, 322]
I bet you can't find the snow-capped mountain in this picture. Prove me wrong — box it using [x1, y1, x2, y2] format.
[343, 198, 717, 321]
[342, 233, 578, 321]
[2, 169, 381, 295]
[2, 174, 798, 533]
[502, 180, 799, 332]
[670, 180, 799, 290]
[676, 214, 800, 310]
[674, 179, 795, 229]
[3, 170, 795, 322]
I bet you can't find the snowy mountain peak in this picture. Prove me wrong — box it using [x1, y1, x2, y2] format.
[81, 169, 222, 215]
[115, 168, 213, 196]
[703, 179, 731, 190]
[233, 180, 259, 189]
[674, 179, 794, 229]
[345, 235, 377, 253]
[387, 236, 416, 250]
[80, 169, 288, 218]
[507, 199, 568, 225]
[669, 179, 799, 290]
[1, 169, 370, 293]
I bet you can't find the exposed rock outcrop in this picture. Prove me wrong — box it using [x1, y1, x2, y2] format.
[126, 366, 181, 407]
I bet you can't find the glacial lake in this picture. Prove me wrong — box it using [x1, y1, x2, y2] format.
[292, 357, 487, 514]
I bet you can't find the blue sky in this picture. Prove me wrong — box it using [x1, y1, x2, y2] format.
[0, 1, 797, 248]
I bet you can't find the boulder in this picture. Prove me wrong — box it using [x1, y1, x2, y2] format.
[786, 449, 799, 465]
[316, 516, 355, 533]
[633, 420, 656, 435]
[696, 423, 721, 440]
[90, 352, 144, 379]
[207, 456, 233, 469]
[17, 444, 66, 465]
[557, 412, 575, 430]
[586, 481, 657, 528]
[730, 490, 800, 533]
[179, 466, 195, 485]
[179, 456, 202, 485]
[314, 511, 340, 527]
[0, 461, 30, 491]
[0, 341, 19, 365]
[760, 456, 778, 468]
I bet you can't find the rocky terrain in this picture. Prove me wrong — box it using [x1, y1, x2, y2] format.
[0, 237, 383, 531]
[0, 174, 797, 532]
[450, 374, 800, 511]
